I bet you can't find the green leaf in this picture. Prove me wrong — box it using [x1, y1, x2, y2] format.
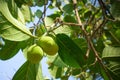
[73, 38, 87, 52]
[21, 4, 32, 22]
[89, 62, 101, 74]
[102, 46, 120, 61]
[0, 0, 34, 41]
[52, 55, 67, 67]
[35, 24, 46, 37]
[49, 66, 62, 79]
[63, 4, 74, 14]
[36, 64, 44, 80]
[100, 66, 109, 80]
[64, 15, 76, 23]
[106, 61, 120, 80]
[35, 10, 42, 18]
[17, 8, 25, 24]
[44, 17, 54, 27]
[48, 13, 61, 20]
[12, 61, 43, 80]
[0, 22, 30, 41]
[84, 10, 92, 19]
[0, 39, 26, 60]
[54, 25, 73, 36]
[7, 0, 18, 18]
[63, 15, 80, 31]
[111, 2, 120, 21]
[56, 34, 85, 68]
[35, 0, 47, 7]
[73, 38, 95, 65]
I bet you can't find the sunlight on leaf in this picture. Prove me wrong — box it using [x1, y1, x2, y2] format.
[0, 0, 33, 39]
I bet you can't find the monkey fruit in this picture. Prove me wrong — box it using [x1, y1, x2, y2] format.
[27, 44, 43, 64]
[37, 36, 59, 56]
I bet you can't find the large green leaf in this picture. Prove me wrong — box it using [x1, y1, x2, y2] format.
[0, 22, 30, 41]
[56, 34, 85, 68]
[102, 46, 120, 61]
[0, 0, 33, 41]
[0, 39, 26, 60]
[12, 61, 43, 80]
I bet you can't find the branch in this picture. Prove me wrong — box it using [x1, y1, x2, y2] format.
[72, 0, 112, 79]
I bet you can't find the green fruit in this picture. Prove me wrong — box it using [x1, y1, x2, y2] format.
[37, 36, 59, 56]
[27, 44, 43, 64]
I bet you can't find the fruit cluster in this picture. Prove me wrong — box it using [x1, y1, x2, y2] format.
[27, 36, 59, 64]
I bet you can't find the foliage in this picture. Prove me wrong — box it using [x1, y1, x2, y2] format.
[0, 0, 120, 80]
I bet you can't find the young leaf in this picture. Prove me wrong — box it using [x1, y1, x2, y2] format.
[56, 34, 85, 68]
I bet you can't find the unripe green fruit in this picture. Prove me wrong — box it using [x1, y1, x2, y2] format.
[27, 44, 43, 64]
[37, 36, 59, 56]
